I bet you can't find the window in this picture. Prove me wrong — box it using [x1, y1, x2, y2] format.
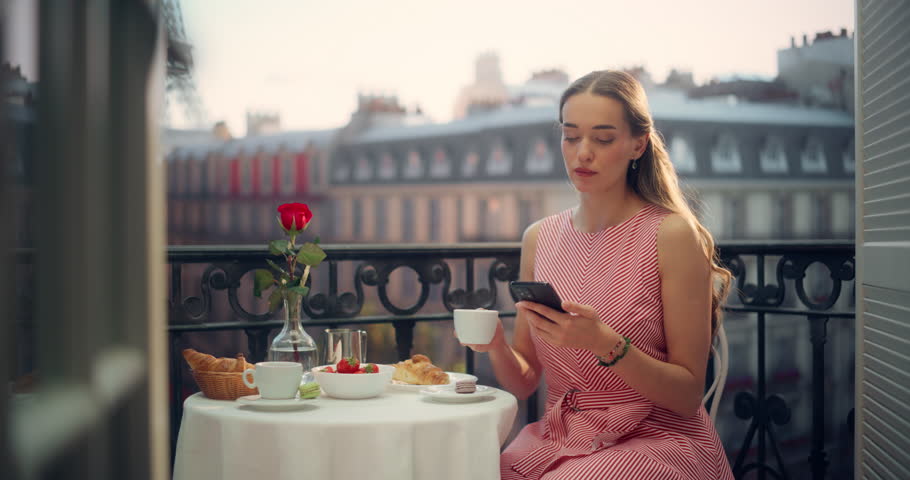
[207, 203, 218, 234]
[760, 136, 788, 173]
[775, 193, 793, 239]
[722, 195, 745, 239]
[430, 147, 451, 178]
[526, 138, 554, 174]
[402, 197, 415, 241]
[519, 199, 534, 232]
[333, 159, 351, 182]
[218, 203, 232, 234]
[669, 135, 697, 173]
[189, 202, 201, 231]
[205, 153, 217, 195]
[744, 192, 774, 238]
[326, 201, 341, 240]
[259, 204, 273, 236]
[374, 198, 388, 240]
[801, 136, 828, 173]
[477, 198, 489, 240]
[842, 138, 855, 173]
[711, 132, 742, 173]
[352, 197, 363, 239]
[354, 155, 372, 181]
[176, 154, 187, 194]
[187, 155, 200, 194]
[403, 150, 423, 179]
[282, 150, 296, 192]
[259, 150, 273, 194]
[429, 198, 441, 242]
[462, 150, 479, 177]
[378, 152, 396, 179]
[814, 192, 832, 238]
[239, 203, 252, 236]
[240, 153, 252, 194]
[487, 139, 512, 175]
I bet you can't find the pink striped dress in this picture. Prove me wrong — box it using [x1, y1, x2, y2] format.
[501, 204, 733, 480]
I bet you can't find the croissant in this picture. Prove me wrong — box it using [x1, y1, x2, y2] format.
[236, 353, 254, 372]
[213, 357, 237, 372]
[183, 349, 253, 373]
[393, 354, 450, 385]
[182, 348, 219, 371]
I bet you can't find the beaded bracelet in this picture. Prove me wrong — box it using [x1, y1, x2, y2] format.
[596, 336, 631, 368]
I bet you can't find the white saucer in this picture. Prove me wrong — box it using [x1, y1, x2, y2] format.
[419, 384, 494, 403]
[236, 394, 312, 411]
[389, 372, 478, 392]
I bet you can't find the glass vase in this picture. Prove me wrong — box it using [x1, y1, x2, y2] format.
[268, 295, 318, 383]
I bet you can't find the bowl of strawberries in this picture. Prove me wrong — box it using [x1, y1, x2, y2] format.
[312, 357, 394, 399]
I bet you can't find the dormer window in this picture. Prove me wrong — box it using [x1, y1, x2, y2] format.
[378, 152, 396, 180]
[711, 132, 742, 173]
[801, 136, 827, 173]
[404, 150, 424, 179]
[760, 136, 788, 173]
[487, 139, 512, 175]
[463, 151, 479, 177]
[354, 155, 372, 181]
[430, 147, 451, 178]
[526, 138, 554, 174]
[669, 135, 696, 173]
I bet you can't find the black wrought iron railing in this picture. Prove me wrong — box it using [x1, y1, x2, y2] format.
[167, 241, 855, 480]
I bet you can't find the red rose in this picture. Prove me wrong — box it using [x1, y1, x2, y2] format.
[277, 203, 313, 232]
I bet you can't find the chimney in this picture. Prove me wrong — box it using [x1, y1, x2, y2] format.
[790, 36, 796, 48]
[802, 34, 808, 46]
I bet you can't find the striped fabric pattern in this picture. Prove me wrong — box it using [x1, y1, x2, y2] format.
[501, 205, 733, 480]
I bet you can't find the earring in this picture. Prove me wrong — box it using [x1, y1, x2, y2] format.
[631, 158, 638, 170]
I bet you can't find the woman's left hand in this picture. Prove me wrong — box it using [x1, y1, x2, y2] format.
[517, 300, 619, 351]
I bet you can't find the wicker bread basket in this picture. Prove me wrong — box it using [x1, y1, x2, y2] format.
[192, 369, 258, 400]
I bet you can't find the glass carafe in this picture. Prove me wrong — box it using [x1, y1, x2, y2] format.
[268, 295, 318, 383]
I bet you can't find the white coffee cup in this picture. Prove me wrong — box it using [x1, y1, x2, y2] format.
[454, 308, 499, 344]
[242, 361, 303, 400]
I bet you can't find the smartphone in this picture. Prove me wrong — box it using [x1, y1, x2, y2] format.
[509, 281, 566, 312]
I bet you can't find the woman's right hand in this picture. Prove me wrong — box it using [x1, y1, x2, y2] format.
[458, 321, 506, 353]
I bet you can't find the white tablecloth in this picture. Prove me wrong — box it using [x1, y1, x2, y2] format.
[173, 385, 518, 480]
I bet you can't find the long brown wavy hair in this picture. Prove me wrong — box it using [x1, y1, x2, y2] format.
[558, 70, 732, 338]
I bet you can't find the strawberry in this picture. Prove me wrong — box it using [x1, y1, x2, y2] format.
[363, 363, 378, 374]
[322, 366, 335, 373]
[336, 356, 359, 374]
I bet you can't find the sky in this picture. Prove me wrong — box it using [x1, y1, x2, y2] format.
[4, 0, 853, 132]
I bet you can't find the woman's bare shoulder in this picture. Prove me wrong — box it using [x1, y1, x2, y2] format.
[522, 218, 544, 246]
[519, 219, 546, 281]
[656, 213, 708, 274]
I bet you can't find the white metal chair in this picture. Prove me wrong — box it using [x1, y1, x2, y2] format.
[703, 323, 729, 422]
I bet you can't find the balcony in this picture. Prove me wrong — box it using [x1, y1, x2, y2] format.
[168, 241, 855, 480]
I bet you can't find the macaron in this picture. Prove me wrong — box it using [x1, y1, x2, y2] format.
[455, 379, 476, 394]
[298, 381, 321, 399]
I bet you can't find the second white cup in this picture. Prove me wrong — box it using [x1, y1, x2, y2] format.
[454, 308, 499, 344]
[242, 361, 303, 400]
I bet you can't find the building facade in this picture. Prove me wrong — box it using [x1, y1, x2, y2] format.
[166, 87, 855, 246]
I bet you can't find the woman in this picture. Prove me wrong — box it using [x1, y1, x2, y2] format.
[465, 70, 734, 479]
